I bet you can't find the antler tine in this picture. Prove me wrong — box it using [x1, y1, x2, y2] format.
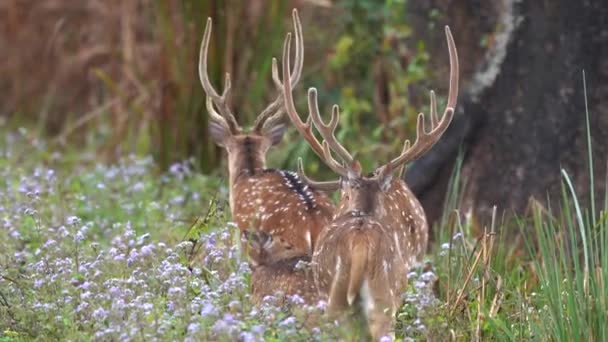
[445, 26, 459, 111]
[199, 17, 240, 133]
[297, 158, 340, 191]
[206, 96, 226, 126]
[253, 59, 285, 131]
[308, 89, 358, 177]
[254, 9, 305, 132]
[430, 90, 438, 127]
[385, 25, 459, 171]
[282, 32, 326, 159]
[397, 140, 411, 178]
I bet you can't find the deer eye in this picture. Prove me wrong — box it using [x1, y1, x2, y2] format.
[278, 238, 293, 250]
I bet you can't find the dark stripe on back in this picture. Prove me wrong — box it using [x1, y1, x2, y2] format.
[278, 170, 316, 211]
[243, 137, 256, 175]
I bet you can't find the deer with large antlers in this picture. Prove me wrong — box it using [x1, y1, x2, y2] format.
[281, 24, 458, 340]
[199, 10, 334, 265]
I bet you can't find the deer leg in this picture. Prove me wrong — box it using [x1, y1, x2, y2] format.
[327, 267, 350, 314]
[366, 275, 397, 341]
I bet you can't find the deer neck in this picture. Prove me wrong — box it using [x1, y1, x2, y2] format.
[341, 189, 386, 218]
[228, 138, 267, 183]
[227, 142, 267, 214]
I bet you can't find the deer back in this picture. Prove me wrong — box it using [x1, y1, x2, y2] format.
[330, 177, 428, 271]
[379, 179, 428, 268]
[313, 214, 405, 297]
[312, 214, 404, 340]
[233, 169, 334, 257]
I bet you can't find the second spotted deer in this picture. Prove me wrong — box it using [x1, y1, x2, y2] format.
[281, 25, 459, 340]
[198, 10, 334, 264]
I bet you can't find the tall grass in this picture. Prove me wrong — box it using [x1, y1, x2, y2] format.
[421, 71, 608, 341]
[521, 73, 608, 341]
[430, 167, 530, 340]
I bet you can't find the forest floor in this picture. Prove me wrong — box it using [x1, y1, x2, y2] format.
[1, 128, 606, 341]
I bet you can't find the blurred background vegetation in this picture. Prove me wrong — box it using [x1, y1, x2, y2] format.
[0, 0, 440, 176]
[4, 0, 605, 225]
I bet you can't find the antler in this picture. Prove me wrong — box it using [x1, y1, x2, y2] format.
[281, 29, 325, 159]
[296, 158, 340, 191]
[308, 89, 360, 177]
[252, 9, 304, 133]
[281, 26, 360, 178]
[199, 18, 241, 134]
[384, 25, 459, 171]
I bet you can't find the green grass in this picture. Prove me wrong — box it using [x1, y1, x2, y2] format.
[518, 72, 608, 341]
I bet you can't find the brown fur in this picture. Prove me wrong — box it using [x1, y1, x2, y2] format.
[336, 178, 428, 269]
[215, 134, 334, 264]
[231, 165, 334, 261]
[313, 176, 428, 341]
[347, 236, 368, 306]
[244, 230, 319, 305]
[201, 9, 331, 265]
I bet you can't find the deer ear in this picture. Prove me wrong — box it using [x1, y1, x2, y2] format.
[209, 119, 232, 146]
[346, 161, 362, 180]
[262, 122, 287, 146]
[379, 173, 393, 192]
[244, 229, 273, 250]
[242, 229, 255, 245]
[378, 165, 394, 192]
[259, 231, 274, 249]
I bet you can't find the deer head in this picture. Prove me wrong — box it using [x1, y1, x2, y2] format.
[242, 229, 304, 268]
[243, 229, 319, 306]
[199, 11, 304, 189]
[281, 24, 459, 341]
[282, 26, 458, 200]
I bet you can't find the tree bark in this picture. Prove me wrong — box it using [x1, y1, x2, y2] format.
[404, 0, 608, 228]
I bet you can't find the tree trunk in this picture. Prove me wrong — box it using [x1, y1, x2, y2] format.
[404, 0, 608, 228]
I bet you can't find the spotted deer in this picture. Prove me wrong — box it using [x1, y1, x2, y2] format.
[243, 229, 318, 305]
[199, 10, 334, 263]
[281, 25, 459, 340]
